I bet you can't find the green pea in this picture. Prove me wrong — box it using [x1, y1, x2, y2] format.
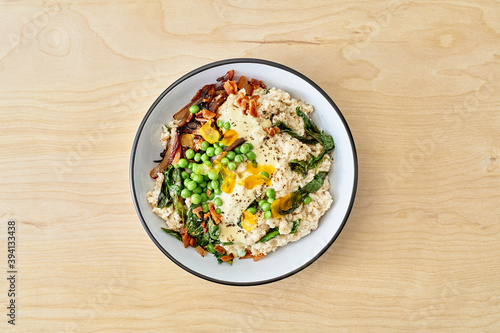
[264, 211, 272, 219]
[234, 155, 244, 164]
[258, 199, 267, 207]
[189, 105, 200, 114]
[303, 195, 311, 204]
[191, 193, 201, 204]
[268, 198, 275, 204]
[194, 153, 201, 162]
[208, 171, 218, 180]
[224, 121, 231, 130]
[204, 160, 212, 167]
[178, 158, 188, 168]
[228, 162, 237, 170]
[221, 157, 229, 165]
[185, 149, 195, 159]
[186, 181, 197, 191]
[234, 146, 241, 154]
[211, 180, 219, 189]
[226, 151, 235, 160]
[246, 151, 256, 161]
[247, 142, 254, 150]
[260, 171, 270, 178]
[216, 208, 222, 214]
[214, 188, 222, 195]
[193, 187, 203, 194]
[192, 174, 204, 184]
[266, 188, 275, 198]
[173, 163, 180, 169]
[199, 181, 207, 188]
[217, 119, 224, 128]
[201, 193, 208, 203]
[202, 203, 209, 213]
[214, 147, 223, 155]
[181, 189, 192, 198]
[240, 143, 251, 154]
[201, 154, 209, 162]
[201, 141, 210, 151]
[214, 197, 223, 206]
[206, 147, 215, 157]
[247, 207, 257, 215]
[181, 171, 190, 180]
[183, 179, 191, 187]
[261, 202, 271, 212]
[207, 182, 213, 190]
[208, 192, 215, 200]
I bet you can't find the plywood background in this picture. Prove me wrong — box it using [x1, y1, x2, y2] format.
[0, 1, 499, 331]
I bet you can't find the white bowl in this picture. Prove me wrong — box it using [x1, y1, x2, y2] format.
[130, 59, 357, 285]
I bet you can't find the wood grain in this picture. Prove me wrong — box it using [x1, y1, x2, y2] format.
[0, 0, 499, 331]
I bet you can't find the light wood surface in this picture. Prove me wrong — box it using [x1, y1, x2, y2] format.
[1, 1, 499, 331]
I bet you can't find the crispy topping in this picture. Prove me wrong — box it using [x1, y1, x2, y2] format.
[250, 78, 266, 89]
[237, 76, 254, 96]
[209, 202, 221, 224]
[248, 99, 257, 117]
[195, 246, 207, 257]
[264, 126, 280, 137]
[235, 91, 259, 117]
[193, 206, 203, 218]
[221, 253, 234, 262]
[224, 80, 238, 95]
[214, 245, 226, 254]
[253, 253, 264, 261]
[200, 109, 216, 119]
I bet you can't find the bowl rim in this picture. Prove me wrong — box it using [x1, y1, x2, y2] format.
[130, 58, 358, 286]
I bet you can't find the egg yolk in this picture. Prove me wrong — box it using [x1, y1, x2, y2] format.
[244, 174, 271, 189]
[220, 129, 238, 146]
[241, 210, 256, 232]
[245, 163, 275, 175]
[199, 120, 220, 144]
[271, 192, 297, 218]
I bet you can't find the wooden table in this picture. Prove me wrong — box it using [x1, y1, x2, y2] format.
[1, 1, 499, 331]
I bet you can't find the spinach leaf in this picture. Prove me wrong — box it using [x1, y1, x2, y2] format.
[257, 228, 280, 243]
[289, 158, 310, 177]
[208, 220, 220, 241]
[273, 121, 317, 144]
[300, 171, 328, 194]
[164, 167, 186, 222]
[273, 107, 334, 177]
[290, 219, 301, 234]
[161, 227, 181, 241]
[296, 107, 320, 136]
[157, 169, 172, 209]
[186, 204, 204, 237]
[186, 205, 211, 247]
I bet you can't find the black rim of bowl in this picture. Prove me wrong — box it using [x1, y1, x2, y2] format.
[130, 58, 358, 286]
